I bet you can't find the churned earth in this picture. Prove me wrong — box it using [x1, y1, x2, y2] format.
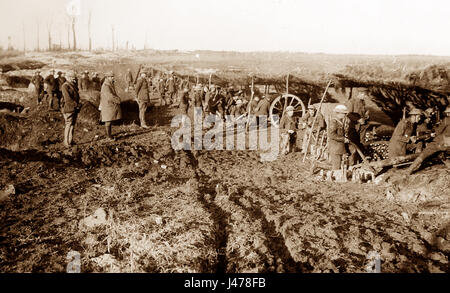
[0, 96, 448, 273]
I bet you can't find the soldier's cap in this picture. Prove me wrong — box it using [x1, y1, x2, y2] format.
[308, 105, 315, 110]
[254, 96, 260, 101]
[286, 106, 294, 112]
[444, 105, 450, 113]
[236, 99, 243, 105]
[409, 108, 422, 116]
[237, 90, 243, 94]
[84, 70, 89, 74]
[183, 88, 189, 92]
[57, 71, 62, 75]
[105, 71, 114, 77]
[334, 105, 349, 114]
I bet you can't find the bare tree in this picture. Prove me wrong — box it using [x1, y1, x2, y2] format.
[111, 25, 115, 52]
[88, 9, 92, 51]
[36, 20, 40, 52]
[22, 21, 26, 52]
[66, 3, 78, 51]
[67, 23, 71, 50]
[47, 19, 53, 51]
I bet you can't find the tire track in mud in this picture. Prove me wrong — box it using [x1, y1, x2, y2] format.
[185, 150, 306, 272]
[228, 190, 310, 272]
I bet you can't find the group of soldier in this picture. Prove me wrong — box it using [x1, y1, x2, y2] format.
[28, 66, 450, 174]
[30, 69, 121, 147]
[277, 90, 449, 176]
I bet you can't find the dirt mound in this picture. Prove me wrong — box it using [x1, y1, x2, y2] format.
[78, 101, 100, 124]
[4, 75, 30, 88]
[0, 59, 46, 73]
[0, 112, 25, 148]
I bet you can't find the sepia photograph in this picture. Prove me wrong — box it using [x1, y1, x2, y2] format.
[0, 0, 449, 278]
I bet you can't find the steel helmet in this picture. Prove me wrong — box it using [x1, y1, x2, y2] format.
[286, 106, 294, 112]
[334, 105, 349, 114]
[444, 105, 450, 113]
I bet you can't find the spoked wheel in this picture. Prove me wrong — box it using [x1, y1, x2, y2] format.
[269, 94, 306, 128]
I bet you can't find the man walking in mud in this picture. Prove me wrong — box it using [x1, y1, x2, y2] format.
[60, 71, 81, 148]
[135, 71, 150, 128]
[31, 70, 44, 105]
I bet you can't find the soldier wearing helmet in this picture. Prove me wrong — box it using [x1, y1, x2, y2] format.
[406, 105, 450, 175]
[388, 108, 422, 158]
[328, 105, 350, 170]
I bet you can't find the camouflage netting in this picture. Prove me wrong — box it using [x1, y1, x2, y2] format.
[115, 63, 450, 123]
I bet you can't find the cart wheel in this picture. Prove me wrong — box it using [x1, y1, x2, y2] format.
[269, 94, 306, 128]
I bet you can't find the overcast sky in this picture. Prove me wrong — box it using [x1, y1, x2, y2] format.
[0, 0, 449, 55]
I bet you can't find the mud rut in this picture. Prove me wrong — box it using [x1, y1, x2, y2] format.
[1, 122, 448, 272]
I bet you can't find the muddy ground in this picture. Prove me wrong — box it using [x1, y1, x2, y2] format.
[0, 52, 449, 273]
[0, 98, 448, 273]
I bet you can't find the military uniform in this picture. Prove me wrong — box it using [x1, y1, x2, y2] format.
[158, 79, 167, 105]
[31, 73, 44, 104]
[407, 116, 450, 174]
[329, 118, 347, 170]
[388, 118, 414, 158]
[135, 76, 150, 127]
[166, 77, 176, 104]
[61, 78, 80, 147]
[279, 113, 297, 155]
[91, 76, 101, 91]
[125, 71, 133, 89]
[79, 74, 90, 91]
[44, 73, 58, 110]
[345, 112, 364, 166]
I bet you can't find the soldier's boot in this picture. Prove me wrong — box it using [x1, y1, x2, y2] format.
[406, 157, 424, 175]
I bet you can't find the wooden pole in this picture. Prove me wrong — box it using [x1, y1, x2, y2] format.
[303, 80, 332, 163]
[209, 73, 212, 88]
[245, 76, 254, 132]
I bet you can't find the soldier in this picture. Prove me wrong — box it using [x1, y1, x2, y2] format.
[135, 71, 150, 128]
[44, 69, 58, 110]
[388, 108, 422, 158]
[345, 112, 365, 166]
[300, 105, 326, 154]
[56, 71, 66, 108]
[158, 78, 167, 106]
[99, 72, 122, 141]
[125, 68, 133, 90]
[279, 106, 297, 155]
[91, 72, 102, 91]
[329, 105, 350, 171]
[406, 106, 450, 175]
[208, 85, 225, 118]
[346, 92, 369, 121]
[31, 70, 44, 105]
[79, 70, 90, 91]
[60, 71, 81, 147]
[165, 75, 176, 105]
[179, 88, 190, 127]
